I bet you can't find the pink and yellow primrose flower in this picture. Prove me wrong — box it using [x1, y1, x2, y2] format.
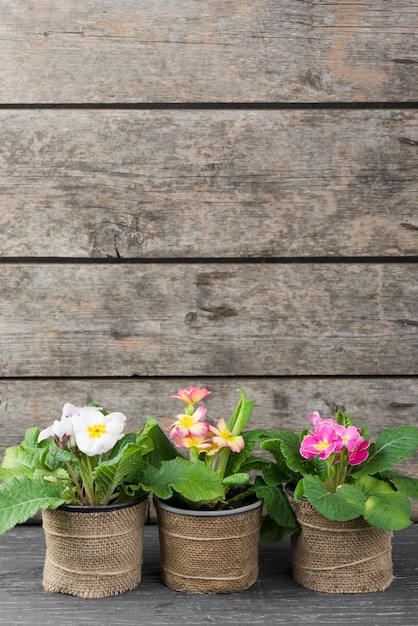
[170, 386, 212, 405]
[300, 424, 343, 460]
[209, 418, 245, 453]
[172, 434, 211, 451]
[169, 405, 209, 439]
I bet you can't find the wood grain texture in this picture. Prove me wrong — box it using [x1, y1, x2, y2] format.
[0, 109, 417, 258]
[0, 1, 417, 102]
[0, 263, 416, 377]
[0, 525, 417, 625]
[1, 377, 417, 473]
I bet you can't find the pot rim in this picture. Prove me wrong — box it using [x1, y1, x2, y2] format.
[57, 494, 147, 513]
[154, 497, 262, 517]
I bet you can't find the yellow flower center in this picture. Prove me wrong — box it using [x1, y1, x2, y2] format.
[315, 440, 330, 451]
[87, 423, 107, 439]
[179, 415, 194, 428]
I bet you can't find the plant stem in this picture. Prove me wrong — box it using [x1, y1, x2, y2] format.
[80, 454, 97, 506]
[65, 461, 81, 494]
[215, 446, 231, 480]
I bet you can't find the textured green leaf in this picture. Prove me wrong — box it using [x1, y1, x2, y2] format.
[304, 475, 366, 522]
[352, 426, 418, 477]
[0, 445, 36, 480]
[259, 460, 290, 487]
[93, 443, 148, 504]
[335, 410, 353, 428]
[0, 475, 66, 535]
[142, 417, 180, 466]
[227, 429, 266, 475]
[139, 457, 225, 502]
[254, 480, 298, 540]
[222, 472, 250, 486]
[45, 445, 79, 468]
[293, 479, 305, 501]
[260, 514, 297, 544]
[380, 470, 418, 499]
[226, 389, 254, 434]
[261, 431, 305, 476]
[358, 476, 413, 531]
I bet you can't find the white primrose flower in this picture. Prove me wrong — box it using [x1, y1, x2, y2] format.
[38, 416, 75, 443]
[60, 402, 103, 419]
[71, 407, 127, 456]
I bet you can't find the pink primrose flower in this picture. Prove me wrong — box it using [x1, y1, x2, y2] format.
[209, 418, 245, 453]
[169, 405, 209, 439]
[333, 424, 363, 451]
[348, 438, 370, 465]
[308, 411, 323, 426]
[170, 386, 212, 405]
[308, 411, 341, 432]
[300, 424, 343, 460]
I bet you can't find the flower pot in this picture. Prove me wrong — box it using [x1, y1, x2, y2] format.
[42, 497, 147, 598]
[286, 489, 393, 593]
[154, 498, 262, 593]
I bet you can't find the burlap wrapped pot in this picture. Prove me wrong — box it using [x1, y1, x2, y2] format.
[286, 488, 393, 593]
[42, 497, 147, 598]
[155, 498, 262, 593]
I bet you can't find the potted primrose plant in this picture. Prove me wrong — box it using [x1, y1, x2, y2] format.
[0, 402, 161, 598]
[259, 410, 418, 593]
[134, 386, 289, 594]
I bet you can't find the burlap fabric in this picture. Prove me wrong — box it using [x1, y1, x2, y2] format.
[155, 499, 262, 593]
[287, 494, 393, 593]
[42, 497, 147, 598]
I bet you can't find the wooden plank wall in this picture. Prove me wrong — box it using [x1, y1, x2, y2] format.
[0, 2, 417, 478]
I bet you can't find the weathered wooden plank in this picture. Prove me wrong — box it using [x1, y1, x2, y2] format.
[0, 263, 416, 377]
[1, 377, 417, 471]
[0, 1, 417, 102]
[0, 109, 417, 258]
[0, 525, 417, 625]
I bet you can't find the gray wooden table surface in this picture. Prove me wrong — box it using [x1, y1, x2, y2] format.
[0, 523, 417, 626]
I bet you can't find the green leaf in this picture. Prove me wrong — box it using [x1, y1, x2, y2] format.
[259, 460, 290, 487]
[335, 410, 353, 428]
[227, 429, 266, 475]
[259, 436, 287, 464]
[227, 389, 254, 435]
[254, 480, 298, 542]
[293, 479, 305, 501]
[109, 432, 137, 458]
[0, 446, 36, 480]
[139, 457, 225, 503]
[0, 475, 67, 535]
[142, 417, 180, 466]
[93, 443, 148, 504]
[239, 455, 271, 474]
[44, 444, 79, 469]
[303, 475, 366, 522]
[379, 470, 418, 499]
[261, 431, 305, 476]
[358, 476, 413, 531]
[353, 426, 418, 477]
[313, 457, 328, 482]
[260, 514, 297, 544]
[22, 427, 42, 448]
[222, 472, 250, 486]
